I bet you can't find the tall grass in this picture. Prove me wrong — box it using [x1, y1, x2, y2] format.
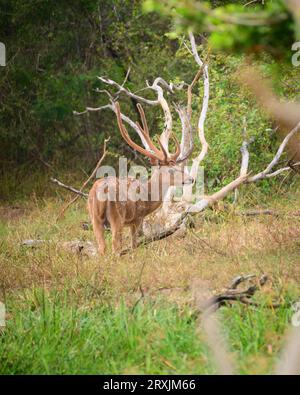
[0, 289, 295, 374]
[0, 293, 214, 374]
[0, 194, 300, 374]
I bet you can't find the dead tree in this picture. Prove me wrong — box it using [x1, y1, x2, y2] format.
[74, 32, 300, 243]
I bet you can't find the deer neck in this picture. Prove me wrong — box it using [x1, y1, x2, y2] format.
[145, 168, 169, 213]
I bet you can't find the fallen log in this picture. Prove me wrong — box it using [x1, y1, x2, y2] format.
[199, 274, 282, 313]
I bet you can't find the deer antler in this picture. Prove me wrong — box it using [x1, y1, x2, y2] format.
[115, 102, 162, 164]
[115, 102, 185, 165]
[135, 102, 182, 162]
[135, 103, 164, 158]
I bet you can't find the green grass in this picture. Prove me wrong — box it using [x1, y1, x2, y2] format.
[0, 290, 294, 375]
[220, 303, 294, 374]
[0, 292, 214, 374]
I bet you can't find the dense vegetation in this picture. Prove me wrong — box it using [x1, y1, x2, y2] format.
[1, 0, 299, 200]
[1, 1, 174, 171]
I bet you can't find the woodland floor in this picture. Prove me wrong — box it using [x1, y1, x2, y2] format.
[1, 189, 300, 374]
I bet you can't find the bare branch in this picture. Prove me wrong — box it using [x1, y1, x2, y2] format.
[50, 178, 88, 198]
[121, 67, 131, 88]
[189, 31, 204, 67]
[73, 104, 111, 116]
[234, 119, 250, 203]
[175, 104, 193, 160]
[147, 78, 174, 153]
[248, 122, 300, 182]
[182, 32, 210, 201]
[57, 138, 110, 219]
[98, 76, 159, 105]
[99, 73, 186, 154]
[239, 119, 250, 177]
[200, 275, 281, 312]
[87, 75, 182, 153]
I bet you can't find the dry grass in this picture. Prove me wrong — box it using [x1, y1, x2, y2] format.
[1, 193, 300, 308]
[1, 192, 300, 374]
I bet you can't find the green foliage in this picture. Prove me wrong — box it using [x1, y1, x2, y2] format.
[171, 44, 296, 195]
[0, 0, 298, 201]
[143, 0, 296, 57]
[0, 0, 174, 168]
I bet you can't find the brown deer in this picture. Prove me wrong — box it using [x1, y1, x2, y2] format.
[88, 102, 194, 255]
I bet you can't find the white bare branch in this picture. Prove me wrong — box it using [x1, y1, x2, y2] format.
[189, 32, 209, 165]
[187, 123, 300, 213]
[182, 32, 210, 201]
[98, 75, 181, 154]
[175, 105, 193, 159]
[98, 76, 159, 105]
[189, 31, 204, 67]
[264, 162, 300, 178]
[147, 78, 174, 153]
[188, 174, 249, 213]
[240, 140, 250, 175]
[239, 119, 250, 177]
[234, 119, 250, 203]
[248, 121, 300, 182]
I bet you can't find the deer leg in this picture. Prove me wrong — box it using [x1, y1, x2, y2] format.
[111, 223, 122, 254]
[87, 192, 106, 256]
[130, 220, 143, 249]
[136, 220, 144, 238]
[93, 217, 106, 255]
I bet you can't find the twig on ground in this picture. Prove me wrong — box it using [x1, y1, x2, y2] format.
[238, 209, 278, 217]
[131, 260, 147, 313]
[190, 232, 229, 257]
[238, 209, 300, 217]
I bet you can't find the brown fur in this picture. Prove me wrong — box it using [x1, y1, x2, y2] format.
[88, 166, 193, 254]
